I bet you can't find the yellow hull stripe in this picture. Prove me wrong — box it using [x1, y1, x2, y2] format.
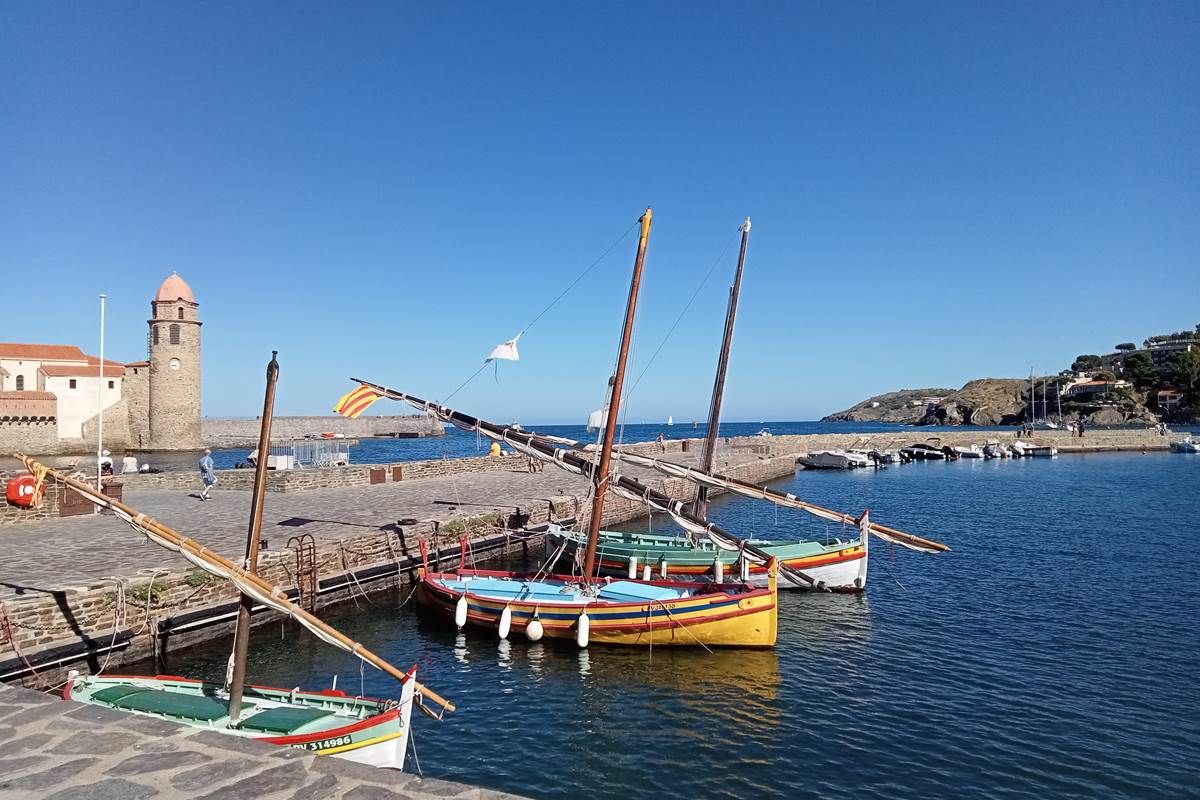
[316, 731, 403, 755]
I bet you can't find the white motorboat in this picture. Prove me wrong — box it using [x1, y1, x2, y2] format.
[1026, 445, 1058, 457]
[1171, 437, 1199, 454]
[954, 445, 985, 459]
[799, 450, 872, 470]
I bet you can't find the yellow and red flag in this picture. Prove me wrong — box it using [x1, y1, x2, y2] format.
[333, 385, 383, 419]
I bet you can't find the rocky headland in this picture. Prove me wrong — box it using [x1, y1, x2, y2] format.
[825, 378, 1162, 426]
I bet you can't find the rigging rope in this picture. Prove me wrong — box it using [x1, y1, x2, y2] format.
[441, 217, 641, 404]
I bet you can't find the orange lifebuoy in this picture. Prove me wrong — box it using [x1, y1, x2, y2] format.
[6, 474, 43, 508]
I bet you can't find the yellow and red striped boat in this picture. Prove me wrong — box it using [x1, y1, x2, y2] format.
[417, 563, 778, 648]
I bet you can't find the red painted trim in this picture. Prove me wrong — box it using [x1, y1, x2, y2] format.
[85, 675, 386, 705]
[420, 582, 774, 632]
[261, 707, 399, 745]
[421, 572, 771, 611]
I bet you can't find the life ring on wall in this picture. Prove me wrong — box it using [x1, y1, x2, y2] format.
[6, 473, 43, 508]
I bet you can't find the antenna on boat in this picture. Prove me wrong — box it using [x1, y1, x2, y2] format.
[582, 208, 652, 581]
[228, 350, 280, 724]
[691, 217, 750, 519]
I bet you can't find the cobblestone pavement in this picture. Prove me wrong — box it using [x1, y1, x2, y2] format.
[0, 451, 761, 598]
[0, 682, 524, 799]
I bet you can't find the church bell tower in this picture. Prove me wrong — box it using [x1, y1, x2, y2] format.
[147, 272, 202, 450]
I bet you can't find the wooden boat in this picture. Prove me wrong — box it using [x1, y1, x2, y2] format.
[417, 564, 778, 647]
[65, 672, 415, 768]
[16, 354, 453, 772]
[545, 524, 867, 592]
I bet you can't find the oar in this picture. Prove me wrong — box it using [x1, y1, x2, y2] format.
[16, 455, 456, 715]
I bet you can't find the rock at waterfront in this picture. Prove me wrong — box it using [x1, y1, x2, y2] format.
[822, 388, 956, 424]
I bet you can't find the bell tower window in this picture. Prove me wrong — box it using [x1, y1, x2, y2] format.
[177, 307, 184, 319]
[152, 326, 160, 345]
[15, 375, 24, 391]
[169, 324, 180, 345]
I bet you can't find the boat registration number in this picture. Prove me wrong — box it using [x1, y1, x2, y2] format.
[295, 734, 354, 752]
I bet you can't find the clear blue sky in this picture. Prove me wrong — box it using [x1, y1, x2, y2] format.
[3, 3, 1197, 423]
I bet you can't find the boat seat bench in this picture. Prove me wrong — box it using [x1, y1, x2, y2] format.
[237, 705, 335, 734]
[103, 688, 228, 721]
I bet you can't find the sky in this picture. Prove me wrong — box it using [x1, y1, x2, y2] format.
[2, 2, 1197, 424]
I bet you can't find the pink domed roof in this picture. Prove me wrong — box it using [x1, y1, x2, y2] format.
[155, 272, 195, 303]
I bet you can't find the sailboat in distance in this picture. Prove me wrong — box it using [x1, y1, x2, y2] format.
[667, 415, 674, 426]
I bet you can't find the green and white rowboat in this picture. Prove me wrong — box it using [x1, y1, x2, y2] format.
[65, 671, 416, 769]
[545, 523, 869, 591]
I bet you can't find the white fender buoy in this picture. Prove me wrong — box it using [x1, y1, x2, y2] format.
[526, 615, 544, 642]
[740, 557, 750, 582]
[576, 610, 590, 648]
[713, 556, 724, 583]
[498, 605, 512, 640]
[454, 595, 468, 629]
[642, 564, 651, 581]
[660, 558, 669, 578]
[628, 555, 639, 579]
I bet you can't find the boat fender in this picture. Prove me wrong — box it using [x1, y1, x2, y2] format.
[498, 605, 512, 640]
[526, 614, 544, 642]
[628, 555, 638, 579]
[455, 595, 468, 629]
[660, 558, 669, 578]
[713, 557, 724, 583]
[576, 611, 590, 648]
[740, 558, 750, 582]
[642, 565, 651, 581]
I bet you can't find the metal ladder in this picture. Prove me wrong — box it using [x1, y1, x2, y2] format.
[287, 534, 318, 610]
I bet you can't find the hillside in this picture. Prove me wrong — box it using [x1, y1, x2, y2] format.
[915, 379, 1029, 425]
[822, 388, 955, 423]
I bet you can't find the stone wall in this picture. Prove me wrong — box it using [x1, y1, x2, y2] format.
[0, 420, 60, 457]
[202, 414, 443, 445]
[124, 366, 150, 449]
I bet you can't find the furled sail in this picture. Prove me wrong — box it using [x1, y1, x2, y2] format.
[15, 455, 456, 714]
[350, 379, 949, 555]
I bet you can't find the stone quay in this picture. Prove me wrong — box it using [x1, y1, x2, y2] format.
[0, 681, 525, 799]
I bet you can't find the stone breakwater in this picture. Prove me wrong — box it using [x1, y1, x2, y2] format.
[202, 414, 443, 446]
[0, 447, 794, 688]
[0, 682, 526, 799]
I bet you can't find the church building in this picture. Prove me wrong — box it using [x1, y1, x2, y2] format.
[0, 273, 202, 452]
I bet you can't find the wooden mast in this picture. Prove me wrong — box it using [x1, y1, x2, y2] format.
[691, 217, 750, 519]
[227, 350, 280, 724]
[581, 208, 652, 581]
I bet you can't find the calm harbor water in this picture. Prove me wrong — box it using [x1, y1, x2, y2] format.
[128, 451, 1199, 798]
[205, 419, 1013, 469]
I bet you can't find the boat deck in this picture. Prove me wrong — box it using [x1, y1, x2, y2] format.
[79, 677, 376, 737]
[434, 575, 695, 605]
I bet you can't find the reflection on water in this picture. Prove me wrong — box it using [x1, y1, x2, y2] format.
[127, 453, 1199, 799]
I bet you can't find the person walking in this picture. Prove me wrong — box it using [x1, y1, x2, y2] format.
[1077, 420, 1086, 439]
[198, 448, 217, 500]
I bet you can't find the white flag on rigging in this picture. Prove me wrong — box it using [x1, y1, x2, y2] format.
[586, 407, 606, 432]
[486, 334, 521, 362]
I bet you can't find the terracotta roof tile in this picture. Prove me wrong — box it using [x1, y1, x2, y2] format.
[0, 343, 88, 361]
[0, 390, 56, 400]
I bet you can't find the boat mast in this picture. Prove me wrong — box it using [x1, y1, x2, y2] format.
[227, 350, 280, 724]
[582, 208, 652, 581]
[691, 217, 750, 519]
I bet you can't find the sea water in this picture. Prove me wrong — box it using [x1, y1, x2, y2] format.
[129, 451, 1200, 799]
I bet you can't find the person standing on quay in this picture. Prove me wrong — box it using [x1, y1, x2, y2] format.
[198, 448, 217, 500]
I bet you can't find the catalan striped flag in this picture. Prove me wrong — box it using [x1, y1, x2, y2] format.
[333, 385, 384, 419]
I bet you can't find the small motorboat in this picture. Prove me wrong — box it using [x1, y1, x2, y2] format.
[954, 445, 986, 459]
[900, 444, 946, 461]
[799, 450, 872, 469]
[1170, 437, 1199, 453]
[756, 428, 773, 438]
[1026, 445, 1058, 457]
